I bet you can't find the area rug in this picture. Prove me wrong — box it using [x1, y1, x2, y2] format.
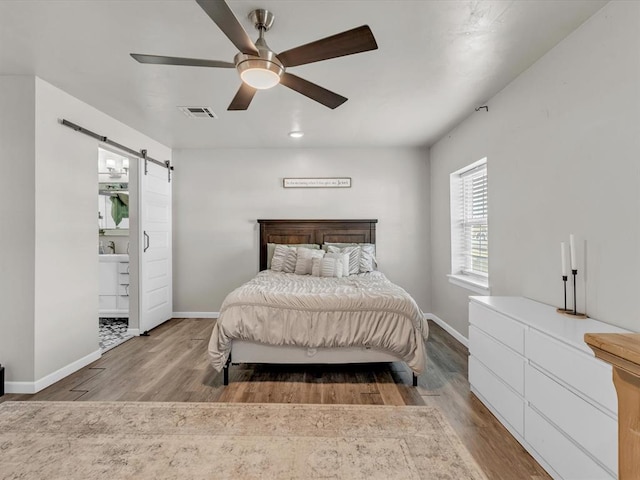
[0, 401, 487, 480]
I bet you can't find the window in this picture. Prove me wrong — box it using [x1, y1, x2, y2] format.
[449, 158, 489, 294]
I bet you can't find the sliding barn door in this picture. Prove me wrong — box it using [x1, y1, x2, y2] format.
[139, 160, 172, 333]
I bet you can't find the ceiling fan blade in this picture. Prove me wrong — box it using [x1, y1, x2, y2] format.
[130, 53, 234, 68]
[280, 73, 347, 109]
[277, 25, 378, 68]
[196, 0, 259, 56]
[228, 83, 257, 110]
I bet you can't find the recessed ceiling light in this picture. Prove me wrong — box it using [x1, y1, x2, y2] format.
[289, 131, 304, 138]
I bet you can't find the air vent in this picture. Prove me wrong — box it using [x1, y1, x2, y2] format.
[178, 106, 217, 119]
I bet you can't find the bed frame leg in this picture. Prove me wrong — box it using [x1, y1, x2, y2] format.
[413, 373, 418, 387]
[223, 354, 231, 386]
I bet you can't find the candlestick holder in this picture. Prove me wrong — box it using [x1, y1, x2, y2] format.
[557, 269, 587, 318]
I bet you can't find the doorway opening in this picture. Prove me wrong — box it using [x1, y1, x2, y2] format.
[98, 147, 133, 352]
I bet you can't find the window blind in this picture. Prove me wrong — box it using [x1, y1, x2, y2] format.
[459, 163, 488, 277]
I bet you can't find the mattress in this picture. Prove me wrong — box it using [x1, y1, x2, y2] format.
[208, 270, 429, 373]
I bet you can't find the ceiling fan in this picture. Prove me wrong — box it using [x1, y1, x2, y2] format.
[130, 0, 378, 111]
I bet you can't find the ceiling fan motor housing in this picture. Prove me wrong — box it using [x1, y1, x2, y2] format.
[249, 9, 274, 32]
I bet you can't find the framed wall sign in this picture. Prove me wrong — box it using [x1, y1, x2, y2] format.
[283, 177, 351, 188]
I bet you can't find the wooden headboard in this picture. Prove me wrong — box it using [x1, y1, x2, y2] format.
[257, 219, 377, 271]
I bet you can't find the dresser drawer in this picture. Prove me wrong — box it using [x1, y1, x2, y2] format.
[117, 284, 129, 296]
[526, 364, 617, 475]
[469, 302, 525, 354]
[118, 262, 130, 274]
[526, 329, 617, 415]
[469, 356, 524, 436]
[525, 406, 614, 480]
[118, 273, 130, 285]
[469, 325, 525, 395]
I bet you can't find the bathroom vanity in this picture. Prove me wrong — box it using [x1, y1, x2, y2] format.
[98, 254, 130, 317]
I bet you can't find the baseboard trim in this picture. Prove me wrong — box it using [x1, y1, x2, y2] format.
[5, 348, 102, 394]
[172, 312, 219, 319]
[126, 328, 140, 337]
[424, 313, 469, 348]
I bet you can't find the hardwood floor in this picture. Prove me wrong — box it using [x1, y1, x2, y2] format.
[2, 318, 550, 479]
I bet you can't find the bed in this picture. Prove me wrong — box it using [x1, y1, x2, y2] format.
[208, 219, 429, 386]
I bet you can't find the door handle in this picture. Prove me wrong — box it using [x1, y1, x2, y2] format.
[144, 231, 150, 252]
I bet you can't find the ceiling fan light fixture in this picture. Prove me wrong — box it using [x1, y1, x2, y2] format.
[236, 55, 284, 90]
[240, 67, 281, 89]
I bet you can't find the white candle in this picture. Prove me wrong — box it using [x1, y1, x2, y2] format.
[560, 242, 567, 276]
[569, 234, 576, 270]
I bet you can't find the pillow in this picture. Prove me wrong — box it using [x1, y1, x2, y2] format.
[294, 248, 325, 275]
[324, 252, 350, 276]
[312, 256, 344, 278]
[358, 245, 377, 273]
[326, 245, 360, 275]
[311, 257, 322, 277]
[267, 243, 319, 269]
[323, 242, 376, 255]
[326, 244, 377, 273]
[270, 244, 298, 272]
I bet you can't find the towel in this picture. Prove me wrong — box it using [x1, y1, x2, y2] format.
[110, 193, 129, 226]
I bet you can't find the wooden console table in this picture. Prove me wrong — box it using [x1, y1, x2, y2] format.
[585, 333, 640, 479]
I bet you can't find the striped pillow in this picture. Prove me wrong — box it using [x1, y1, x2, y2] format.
[326, 246, 360, 275]
[267, 243, 320, 269]
[295, 248, 325, 275]
[271, 244, 297, 272]
[311, 256, 344, 278]
[358, 246, 376, 272]
[324, 252, 350, 276]
[326, 244, 377, 273]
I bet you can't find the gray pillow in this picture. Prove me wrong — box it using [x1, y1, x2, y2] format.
[323, 243, 377, 272]
[270, 244, 296, 272]
[267, 243, 320, 269]
[326, 245, 360, 275]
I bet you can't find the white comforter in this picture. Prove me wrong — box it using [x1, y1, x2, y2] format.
[208, 270, 429, 374]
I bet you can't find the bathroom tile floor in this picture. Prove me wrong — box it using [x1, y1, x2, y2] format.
[99, 318, 133, 352]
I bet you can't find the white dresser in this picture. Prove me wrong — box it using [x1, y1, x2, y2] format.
[99, 254, 130, 317]
[469, 296, 630, 480]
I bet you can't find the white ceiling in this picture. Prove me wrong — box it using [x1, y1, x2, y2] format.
[0, 0, 607, 149]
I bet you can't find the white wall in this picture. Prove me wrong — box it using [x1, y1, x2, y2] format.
[0, 76, 171, 390]
[0, 76, 36, 383]
[172, 147, 430, 314]
[430, 1, 640, 337]
[31, 78, 171, 382]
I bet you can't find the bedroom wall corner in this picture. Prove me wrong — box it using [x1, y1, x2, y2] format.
[428, 0, 640, 338]
[0, 75, 36, 385]
[171, 147, 431, 315]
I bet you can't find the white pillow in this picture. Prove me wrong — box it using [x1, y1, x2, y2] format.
[325, 243, 376, 273]
[294, 248, 325, 275]
[312, 256, 343, 278]
[311, 257, 322, 277]
[326, 246, 360, 275]
[271, 244, 297, 272]
[267, 243, 320, 269]
[358, 245, 376, 272]
[324, 252, 350, 276]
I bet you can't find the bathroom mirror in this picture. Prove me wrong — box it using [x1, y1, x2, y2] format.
[98, 147, 130, 236]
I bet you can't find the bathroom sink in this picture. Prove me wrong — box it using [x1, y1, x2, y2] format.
[98, 254, 129, 262]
